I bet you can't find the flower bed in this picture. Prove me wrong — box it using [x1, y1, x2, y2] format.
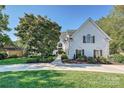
[61, 54, 111, 64]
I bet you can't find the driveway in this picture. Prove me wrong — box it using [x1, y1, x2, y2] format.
[0, 63, 124, 74]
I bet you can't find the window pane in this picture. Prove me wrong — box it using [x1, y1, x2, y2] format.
[87, 34, 90, 43]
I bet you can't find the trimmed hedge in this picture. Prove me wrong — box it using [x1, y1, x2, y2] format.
[26, 56, 56, 63]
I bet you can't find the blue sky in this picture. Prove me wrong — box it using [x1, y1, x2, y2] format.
[4, 5, 112, 41]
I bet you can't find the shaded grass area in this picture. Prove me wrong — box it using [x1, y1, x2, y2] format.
[0, 56, 56, 65]
[0, 70, 124, 88]
[0, 57, 36, 65]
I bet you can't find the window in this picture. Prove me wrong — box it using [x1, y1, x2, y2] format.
[94, 50, 102, 57]
[58, 43, 62, 47]
[75, 49, 84, 58]
[87, 34, 90, 43]
[83, 34, 95, 43]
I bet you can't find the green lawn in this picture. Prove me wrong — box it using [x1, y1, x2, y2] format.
[0, 57, 35, 65]
[0, 70, 124, 88]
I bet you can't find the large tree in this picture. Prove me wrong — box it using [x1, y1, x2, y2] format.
[97, 5, 124, 54]
[15, 14, 61, 56]
[0, 5, 11, 49]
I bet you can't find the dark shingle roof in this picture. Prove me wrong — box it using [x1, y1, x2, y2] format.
[60, 29, 77, 39]
[4, 47, 23, 50]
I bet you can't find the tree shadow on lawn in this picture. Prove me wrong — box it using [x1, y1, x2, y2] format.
[0, 70, 75, 88]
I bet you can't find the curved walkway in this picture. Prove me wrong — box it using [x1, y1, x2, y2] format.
[0, 63, 124, 74]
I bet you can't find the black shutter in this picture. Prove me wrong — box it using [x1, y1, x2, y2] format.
[100, 50, 102, 56]
[83, 36, 86, 43]
[76, 49, 78, 59]
[94, 50, 96, 58]
[82, 49, 84, 56]
[93, 36, 95, 43]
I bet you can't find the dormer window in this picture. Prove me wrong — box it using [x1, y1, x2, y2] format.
[83, 34, 95, 43]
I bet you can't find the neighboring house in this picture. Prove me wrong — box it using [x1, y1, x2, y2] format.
[58, 18, 111, 59]
[4, 45, 24, 57]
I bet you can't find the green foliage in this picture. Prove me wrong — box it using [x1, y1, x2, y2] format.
[109, 54, 124, 63]
[96, 57, 109, 64]
[8, 55, 18, 58]
[26, 58, 40, 63]
[61, 54, 68, 60]
[0, 34, 12, 48]
[87, 57, 96, 64]
[26, 55, 56, 63]
[97, 5, 124, 54]
[58, 49, 65, 54]
[0, 52, 8, 59]
[13, 40, 25, 48]
[15, 14, 61, 56]
[87, 57, 109, 64]
[76, 55, 86, 61]
[0, 5, 12, 49]
[0, 5, 11, 32]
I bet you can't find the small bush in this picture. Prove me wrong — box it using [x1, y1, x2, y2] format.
[58, 50, 65, 54]
[0, 53, 8, 60]
[9, 55, 18, 58]
[76, 55, 85, 61]
[96, 57, 109, 64]
[87, 57, 96, 64]
[61, 54, 68, 60]
[109, 54, 124, 63]
[46, 56, 55, 62]
[26, 58, 40, 63]
[26, 56, 56, 63]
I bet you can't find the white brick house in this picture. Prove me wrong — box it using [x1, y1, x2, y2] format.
[57, 18, 111, 59]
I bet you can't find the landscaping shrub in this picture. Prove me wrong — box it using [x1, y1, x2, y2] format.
[58, 49, 65, 54]
[61, 54, 69, 63]
[47, 56, 55, 62]
[76, 55, 86, 61]
[26, 56, 56, 63]
[9, 55, 18, 58]
[87, 57, 96, 64]
[26, 58, 40, 63]
[0, 53, 8, 60]
[61, 54, 68, 60]
[96, 57, 110, 64]
[109, 54, 124, 63]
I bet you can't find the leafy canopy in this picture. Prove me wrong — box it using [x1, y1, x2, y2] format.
[0, 5, 12, 49]
[97, 5, 124, 54]
[15, 13, 61, 56]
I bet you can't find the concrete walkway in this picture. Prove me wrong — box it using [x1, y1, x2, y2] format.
[0, 55, 124, 74]
[0, 63, 124, 74]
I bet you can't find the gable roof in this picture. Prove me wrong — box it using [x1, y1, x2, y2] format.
[62, 17, 111, 40]
[88, 18, 111, 40]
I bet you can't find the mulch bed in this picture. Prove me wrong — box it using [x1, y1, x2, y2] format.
[62, 59, 113, 64]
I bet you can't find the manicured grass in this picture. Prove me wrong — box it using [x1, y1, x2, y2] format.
[0, 70, 124, 88]
[0, 57, 35, 65]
